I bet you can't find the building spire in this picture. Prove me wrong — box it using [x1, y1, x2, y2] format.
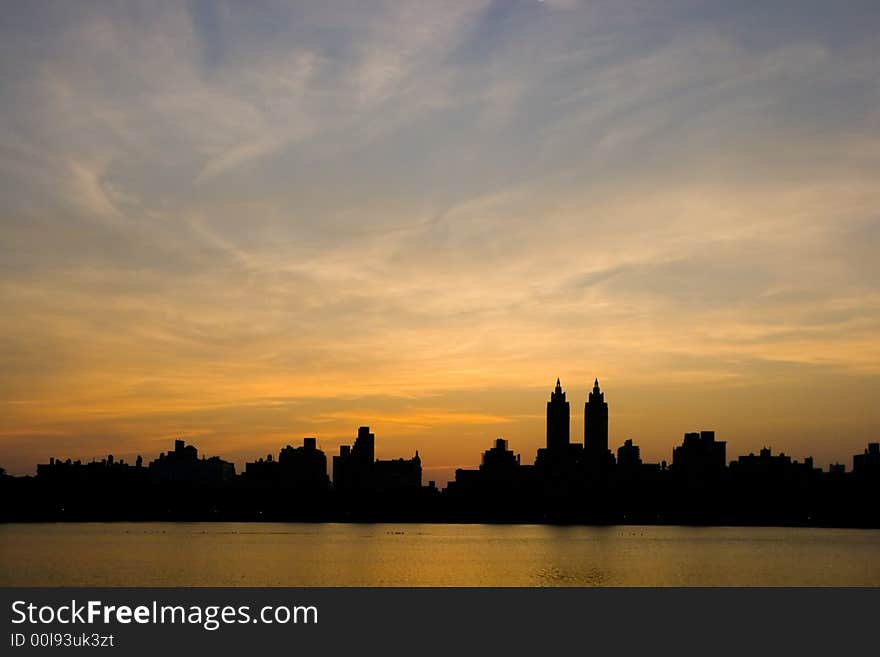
[547, 375, 570, 451]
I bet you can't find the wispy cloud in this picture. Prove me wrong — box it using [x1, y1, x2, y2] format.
[1, 1, 879, 478]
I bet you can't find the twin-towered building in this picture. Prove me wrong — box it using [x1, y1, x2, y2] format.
[543, 377, 613, 470]
[446, 378, 733, 514]
[448, 378, 626, 511]
[543, 378, 726, 479]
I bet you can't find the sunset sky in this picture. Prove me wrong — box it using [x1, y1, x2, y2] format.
[1, 1, 879, 484]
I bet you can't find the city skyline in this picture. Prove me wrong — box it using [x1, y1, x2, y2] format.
[2, 377, 874, 485]
[2, 1, 880, 481]
[1, 373, 878, 485]
[4, 376, 878, 526]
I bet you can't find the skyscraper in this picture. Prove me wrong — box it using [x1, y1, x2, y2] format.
[351, 426, 375, 464]
[584, 378, 609, 461]
[546, 378, 570, 452]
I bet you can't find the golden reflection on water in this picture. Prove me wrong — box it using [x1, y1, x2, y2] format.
[1, 523, 878, 586]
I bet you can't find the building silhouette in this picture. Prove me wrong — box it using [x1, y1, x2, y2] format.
[333, 426, 374, 492]
[459, 438, 527, 489]
[617, 439, 641, 469]
[584, 379, 614, 474]
[333, 426, 422, 493]
[245, 437, 329, 491]
[546, 378, 570, 452]
[534, 379, 584, 509]
[446, 438, 534, 521]
[672, 431, 726, 483]
[854, 442, 880, 477]
[149, 439, 235, 484]
[729, 447, 816, 482]
[374, 454, 422, 490]
[37, 454, 143, 481]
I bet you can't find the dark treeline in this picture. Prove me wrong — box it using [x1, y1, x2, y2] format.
[1, 379, 878, 526]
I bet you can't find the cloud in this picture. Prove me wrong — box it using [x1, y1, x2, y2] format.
[1, 1, 879, 477]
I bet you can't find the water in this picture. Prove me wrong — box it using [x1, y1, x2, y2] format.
[1, 523, 878, 586]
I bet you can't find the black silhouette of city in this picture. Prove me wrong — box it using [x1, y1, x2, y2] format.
[1, 378, 878, 526]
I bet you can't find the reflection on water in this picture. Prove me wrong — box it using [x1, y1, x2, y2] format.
[1, 523, 878, 586]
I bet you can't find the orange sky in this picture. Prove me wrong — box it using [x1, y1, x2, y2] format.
[1, 2, 879, 483]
